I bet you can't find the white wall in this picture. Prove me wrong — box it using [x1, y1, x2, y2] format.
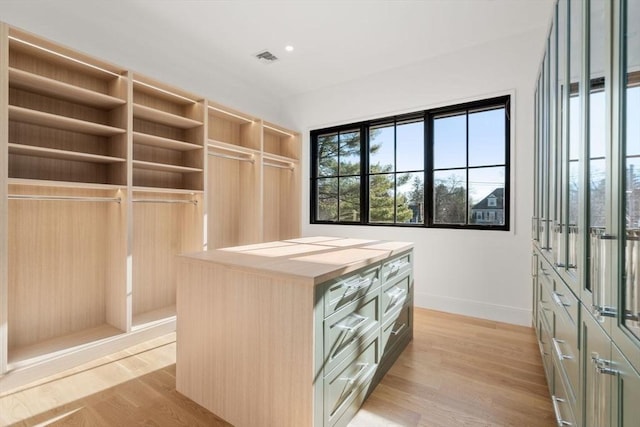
[282, 28, 547, 326]
[0, 1, 285, 124]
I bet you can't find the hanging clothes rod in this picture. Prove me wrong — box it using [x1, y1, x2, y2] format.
[132, 198, 197, 205]
[263, 160, 295, 170]
[8, 194, 122, 203]
[208, 151, 255, 163]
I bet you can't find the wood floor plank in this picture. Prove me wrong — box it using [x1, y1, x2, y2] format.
[0, 308, 554, 426]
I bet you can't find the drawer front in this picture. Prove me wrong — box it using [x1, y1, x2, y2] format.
[381, 272, 411, 322]
[381, 251, 412, 284]
[324, 265, 380, 318]
[551, 362, 577, 427]
[381, 303, 411, 358]
[324, 291, 380, 374]
[538, 312, 553, 388]
[552, 279, 579, 328]
[553, 307, 579, 397]
[539, 276, 555, 333]
[324, 332, 379, 426]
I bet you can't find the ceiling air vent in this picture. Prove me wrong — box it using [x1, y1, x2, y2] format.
[255, 50, 279, 64]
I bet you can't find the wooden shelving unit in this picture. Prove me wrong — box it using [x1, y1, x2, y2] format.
[262, 122, 301, 242]
[207, 102, 262, 248]
[132, 75, 205, 192]
[0, 21, 300, 391]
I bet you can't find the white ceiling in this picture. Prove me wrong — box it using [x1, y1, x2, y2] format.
[1, 0, 554, 101]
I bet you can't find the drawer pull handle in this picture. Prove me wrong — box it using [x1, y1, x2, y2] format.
[386, 261, 409, 278]
[387, 288, 407, 307]
[551, 395, 573, 426]
[335, 314, 368, 332]
[339, 363, 369, 385]
[341, 277, 372, 298]
[391, 323, 407, 336]
[552, 338, 573, 360]
[552, 291, 570, 308]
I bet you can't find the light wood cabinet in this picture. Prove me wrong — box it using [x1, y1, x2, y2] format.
[0, 22, 301, 391]
[176, 237, 413, 427]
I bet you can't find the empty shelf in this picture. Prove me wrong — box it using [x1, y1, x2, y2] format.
[133, 104, 202, 129]
[133, 131, 202, 151]
[9, 67, 126, 109]
[9, 105, 126, 136]
[9, 143, 126, 164]
[132, 160, 203, 174]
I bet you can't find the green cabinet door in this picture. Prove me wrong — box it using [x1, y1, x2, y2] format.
[582, 309, 613, 427]
[611, 345, 640, 427]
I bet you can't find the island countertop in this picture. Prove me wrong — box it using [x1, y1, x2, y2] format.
[180, 236, 413, 285]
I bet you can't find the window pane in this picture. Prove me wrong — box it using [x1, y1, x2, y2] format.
[433, 170, 467, 224]
[339, 131, 361, 175]
[624, 0, 640, 338]
[468, 108, 505, 167]
[317, 134, 338, 177]
[370, 124, 394, 173]
[396, 120, 424, 172]
[316, 178, 338, 221]
[590, 159, 606, 227]
[469, 167, 505, 226]
[397, 172, 424, 224]
[433, 114, 466, 169]
[338, 176, 360, 222]
[369, 173, 395, 223]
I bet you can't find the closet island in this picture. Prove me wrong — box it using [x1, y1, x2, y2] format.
[176, 236, 414, 427]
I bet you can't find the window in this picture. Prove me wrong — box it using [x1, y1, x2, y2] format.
[311, 95, 510, 230]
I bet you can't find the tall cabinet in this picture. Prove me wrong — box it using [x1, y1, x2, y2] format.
[532, 1, 640, 425]
[0, 22, 301, 391]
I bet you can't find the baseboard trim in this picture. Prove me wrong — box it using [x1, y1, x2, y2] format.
[414, 292, 532, 326]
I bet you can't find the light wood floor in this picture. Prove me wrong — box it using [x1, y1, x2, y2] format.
[0, 308, 554, 426]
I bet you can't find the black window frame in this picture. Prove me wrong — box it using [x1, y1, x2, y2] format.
[310, 95, 511, 231]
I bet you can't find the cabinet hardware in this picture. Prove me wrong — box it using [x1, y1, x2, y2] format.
[592, 305, 617, 318]
[339, 363, 370, 385]
[335, 314, 368, 332]
[387, 287, 407, 305]
[552, 338, 574, 360]
[390, 323, 407, 336]
[552, 292, 570, 308]
[341, 277, 371, 298]
[592, 355, 618, 376]
[551, 395, 573, 426]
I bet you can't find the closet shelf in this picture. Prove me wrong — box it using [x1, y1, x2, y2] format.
[9, 105, 126, 136]
[8, 35, 124, 78]
[9, 143, 126, 164]
[263, 152, 299, 165]
[134, 131, 202, 151]
[8, 324, 124, 370]
[208, 139, 258, 156]
[132, 186, 203, 195]
[133, 104, 202, 129]
[9, 67, 126, 109]
[132, 160, 203, 174]
[133, 80, 197, 105]
[8, 178, 124, 191]
[132, 305, 176, 331]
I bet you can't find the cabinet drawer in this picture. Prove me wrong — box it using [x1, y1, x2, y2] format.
[551, 362, 577, 427]
[381, 303, 411, 358]
[552, 279, 578, 328]
[323, 266, 380, 318]
[381, 272, 411, 322]
[538, 312, 553, 388]
[324, 291, 380, 374]
[381, 251, 412, 284]
[324, 332, 379, 426]
[539, 276, 555, 332]
[553, 304, 579, 396]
